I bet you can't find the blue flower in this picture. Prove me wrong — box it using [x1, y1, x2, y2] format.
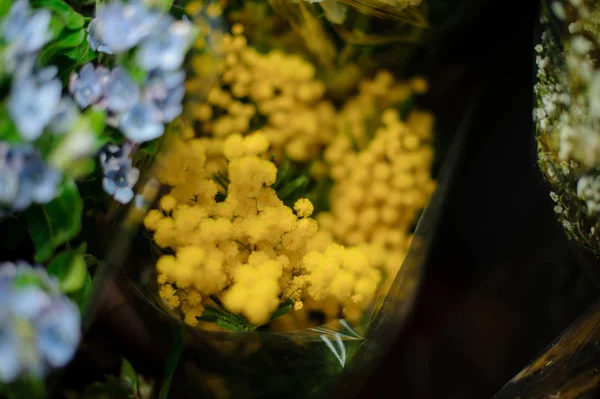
[119, 101, 164, 142]
[1, 0, 51, 53]
[0, 144, 62, 212]
[136, 16, 194, 71]
[101, 144, 140, 204]
[69, 63, 109, 109]
[0, 143, 22, 207]
[12, 149, 61, 210]
[93, 1, 160, 54]
[36, 299, 80, 368]
[0, 312, 21, 383]
[105, 68, 140, 113]
[0, 262, 81, 383]
[8, 67, 62, 141]
[145, 70, 186, 122]
[86, 18, 113, 55]
[48, 98, 80, 135]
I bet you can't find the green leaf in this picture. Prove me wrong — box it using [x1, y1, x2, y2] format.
[13, 273, 45, 289]
[25, 180, 83, 263]
[0, 376, 46, 399]
[0, 105, 22, 143]
[31, 0, 85, 29]
[140, 139, 160, 156]
[277, 175, 310, 200]
[72, 273, 92, 313]
[85, 108, 107, 136]
[48, 14, 66, 40]
[158, 327, 182, 399]
[120, 358, 139, 393]
[268, 299, 294, 322]
[40, 28, 86, 64]
[63, 41, 96, 62]
[274, 156, 292, 188]
[196, 304, 257, 331]
[47, 245, 87, 293]
[0, 0, 11, 18]
[398, 95, 415, 120]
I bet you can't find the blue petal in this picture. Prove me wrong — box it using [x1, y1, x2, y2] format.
[120, 102, 164, 142]
[36, 299, 80, 368]
[114, 187, 134, 204]
[9, 287, 51, 319]
[102, 177, 118, 195]
[105, 68, 140, 113]
[0, 319, 22, 383]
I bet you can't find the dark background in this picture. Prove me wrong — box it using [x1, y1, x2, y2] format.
[354, 0, 600, 397]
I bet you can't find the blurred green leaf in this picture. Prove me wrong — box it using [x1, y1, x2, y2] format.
[25, 179, 83, 263]
[0, 1, 11, 18]
[31, 0, 85, 29]
[0, 375, 46, 399]
[278, 175, 310, 201]
[47, 244, 87, 293]
[81, 378, 133, 399]
[139, 139, 160, 156]
[120, 358, 139, 393]
[48, 14, 66, 40]
[71, 272, 92, 313]
[398, 94, 415, 120]
[40, 28, 86, 64]
[268, 299, 294, 322]
[0, 105, 22, 143]
[158, 327, 182, 399]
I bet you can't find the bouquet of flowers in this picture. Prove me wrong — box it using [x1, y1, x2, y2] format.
[0, 0, 195, 396]
[534, 0, 600, 257]
[0, 0, 476, 397]
[117, 1, 451, 397]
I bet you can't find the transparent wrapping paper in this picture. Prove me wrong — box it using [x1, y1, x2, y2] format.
[104, 97, 470, 398]
[90, 0, 473, 397]
[494, 299, 600, 399]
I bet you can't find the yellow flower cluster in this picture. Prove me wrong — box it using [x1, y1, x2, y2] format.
[147, 18, 436, 330]
[302, 244, 380, 304]
[187, 25, 337, 166]
[146, 133, 364, 326]
[336, 69, 428, 150]
[319, 108, 435, 291]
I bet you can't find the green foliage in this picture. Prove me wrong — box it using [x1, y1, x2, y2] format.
[398, 94, 415, 120]
[25, 179, 83, 262]
[197, 303, 258, 331]
[118, 54, 149, 85]
[196, 296, 295, 332]
[78, 358, 153, 399]
[120, 359, 139, 393]
[0, 0, 11, 18]
[47, 244, 87, 293]
[40, 28, 86, 65]
[71, 272, 92, 312]
[31, 0, 85, 30]
[0, 104, 22, 143]
[273, 156, 332, 214]
[0, 376, 46, 399]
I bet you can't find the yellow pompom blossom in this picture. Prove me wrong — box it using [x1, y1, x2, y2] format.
[146, 135, 337, 326]
[318, 107, 435, 294]
[294, 198, 314, 218]
[187, 27, 337, 164]
[146, 16, 436, 330]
